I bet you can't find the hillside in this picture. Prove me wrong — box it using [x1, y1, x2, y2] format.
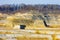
[0, 4, 60, 14]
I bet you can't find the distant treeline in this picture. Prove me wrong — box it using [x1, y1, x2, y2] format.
[0, 4, 60, 14]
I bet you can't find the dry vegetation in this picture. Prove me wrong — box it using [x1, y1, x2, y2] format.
[0, 11, 60, 29]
